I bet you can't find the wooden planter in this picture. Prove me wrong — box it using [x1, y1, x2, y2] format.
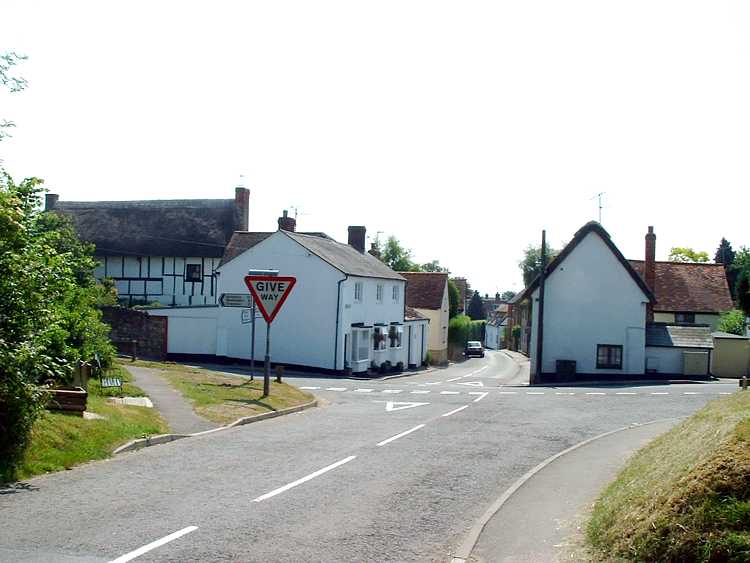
[46, 387, 88, 416]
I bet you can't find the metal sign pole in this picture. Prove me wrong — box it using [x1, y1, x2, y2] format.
[264, 321, 271, 396]
[250, 300, 256, 381]
[247, 269, 279, 386]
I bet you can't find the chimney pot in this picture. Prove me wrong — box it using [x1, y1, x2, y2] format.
[368, 242, 381, 260]
[278, 209, 296, 232]
[348, 226, 366, 253]
[45, 193, 59, 211]
[234, 187, 250, 231]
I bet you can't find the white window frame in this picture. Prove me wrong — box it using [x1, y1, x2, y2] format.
[376, 284, 384, 303]
[392, 285, 399, 303]
[373, 326, 387, 351]
[351, 328, 371, 363]
[354, 282, 363, 302]
[388, 324, 403, 349]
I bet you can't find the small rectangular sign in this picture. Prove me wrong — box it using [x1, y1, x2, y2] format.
[241, 309, 252, 324]
[220, 293, 254, 308]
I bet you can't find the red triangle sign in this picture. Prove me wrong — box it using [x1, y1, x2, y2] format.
[244, 276, 297, 323]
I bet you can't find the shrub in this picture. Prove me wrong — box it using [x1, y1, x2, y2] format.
[718, 309, 747, 336]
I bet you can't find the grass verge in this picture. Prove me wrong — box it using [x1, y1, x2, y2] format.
[128, 361, 315, 425]
[18, 395, 167, 480]
[88, 364, 146, 397]
[587, 391, 750, 562]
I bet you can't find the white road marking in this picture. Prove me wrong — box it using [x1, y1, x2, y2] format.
[555, 392, 575, 395]
[471, 392, 489, 403]
[354, 388, 374, 393]
[440, 391, 460, 395]
[299, 386, 320, 390]
[382, 389, 403, 394]
[650, 392, 669, 395]
[683, 392, 699, 395]
[615, 392, 636, 395]
[377, 424, 425, 446]
[457, 381, 484, 388]
[446, 376, 463, 382]
[109, 526, 198, 563]
[526, 392, 545, 395]
[585, 392, 606, 395]
[425, 382, 441, 385]
[410, 390, 430, 394]
[381, 401, 430, 412]
[252, 456, 357, 502]
[326, 387, 346, 391]
[720, 392, 732, 395]
[442, 405, 469, 417]
[498, 391, 517, 395]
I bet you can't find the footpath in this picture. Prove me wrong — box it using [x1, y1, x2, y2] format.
[458, 417, 677, 562]
[124, 366, 218, 435]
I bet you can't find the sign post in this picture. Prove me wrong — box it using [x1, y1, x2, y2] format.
[244, 273, 297, 396]
[247, 270, 280, 381]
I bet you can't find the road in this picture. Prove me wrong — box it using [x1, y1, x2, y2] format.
[0, 351, 736, 562]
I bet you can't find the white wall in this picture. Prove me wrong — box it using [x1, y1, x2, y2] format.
[529, 231, 650, 375]
[654, 312, 721, 331]
[149, 306, 219, 355]
[645, 346, 691, 375]
[485, 323, 503, 350]
[95, 255, 220, 306]
[406, 319, 429, 367]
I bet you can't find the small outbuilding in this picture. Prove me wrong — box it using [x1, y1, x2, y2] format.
[711, 331, 750, 378]
[645, 324, 713, 377]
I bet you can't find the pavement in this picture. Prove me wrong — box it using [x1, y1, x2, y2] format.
[124, 365, 218, 434]
[0, 351, 738, 562]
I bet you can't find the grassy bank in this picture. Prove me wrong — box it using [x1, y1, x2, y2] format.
[588, 391, 750, 562]
[18, 394, 167, 480]
[87, 364, 146, 397]
[126, 360, 315, 425]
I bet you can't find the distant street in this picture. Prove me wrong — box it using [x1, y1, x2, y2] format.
[0, 351, 735, 562]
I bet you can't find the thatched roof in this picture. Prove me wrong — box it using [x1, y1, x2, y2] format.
[53, 199, 242, 258]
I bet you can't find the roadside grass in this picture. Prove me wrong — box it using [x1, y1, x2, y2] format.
[587, 391, 750, 562]
[128, 361, 315, 425]
[17, 395, 167, 480]
[88, 364, 146, 397]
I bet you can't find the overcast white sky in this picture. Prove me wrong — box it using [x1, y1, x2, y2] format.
[2, 1, 749, 294]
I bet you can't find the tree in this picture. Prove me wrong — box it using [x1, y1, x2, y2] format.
[717, 309, 747, 336]
[380, 236, 420, 272]
[447, 279, 460, 318]
[0, 51, 27, 142]
[519, 243, 559, 287]
[668, 247, 709, 263]
[736, 269, 750, 315]
[715, 238, 736, 265]
[421, 260, 449, 272]
[501, 290, 517, 301]
[467, 290, 485, 320]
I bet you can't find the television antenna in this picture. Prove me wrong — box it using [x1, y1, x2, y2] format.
[590, 192, 605, 223]
[288, 205, 311, 220]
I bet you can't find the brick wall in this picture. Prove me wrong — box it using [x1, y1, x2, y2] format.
[101, 306, 167, 359]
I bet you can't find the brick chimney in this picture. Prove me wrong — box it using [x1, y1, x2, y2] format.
[368, 242, 381, 260]
[348, 226, 366, 253]
[278, 209, 296, 232]
[645, 226, 656, 321]
[45, 193, 59, 211]
[235, 187, 250, 231]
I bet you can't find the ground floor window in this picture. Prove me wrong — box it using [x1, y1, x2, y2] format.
[675, 312, 695, 323]
[596, 344, 623, 369]
[373, 326, 387, 351]
[352, 329, 371, 362]
[389, 324, 403, 348]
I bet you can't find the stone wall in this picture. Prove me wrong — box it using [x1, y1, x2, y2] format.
[101, 306, 167, 359]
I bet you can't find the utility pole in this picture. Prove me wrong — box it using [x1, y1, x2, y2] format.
[534, 230, 547, 385]
[591, 192, 605, 224]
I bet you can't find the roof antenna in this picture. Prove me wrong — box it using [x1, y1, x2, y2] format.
[590, 192, 605, 224]
[288, 205, 311, 220]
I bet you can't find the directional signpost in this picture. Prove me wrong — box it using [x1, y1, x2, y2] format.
[219, 293, 254, 308]
[244, 274, 297, 396]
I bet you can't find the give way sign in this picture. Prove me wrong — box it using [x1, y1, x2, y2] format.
[244, 275, 297, 323]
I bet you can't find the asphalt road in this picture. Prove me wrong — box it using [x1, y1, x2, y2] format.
[0, 351, 736, 562]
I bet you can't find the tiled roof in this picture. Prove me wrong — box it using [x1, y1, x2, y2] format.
[630, 261, 733, 313]
[405, 306, 428, 321]
[286, 232, 405, 281]
[399, 272, 449, 310]
[54, 198, 240, 258]
[646, 324, 713, 348]
[220, 231, 329, 266]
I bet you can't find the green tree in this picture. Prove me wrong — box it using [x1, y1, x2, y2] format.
[421, 259, 448, 272]
[467, 290, 485, 320]
[0, 51, 27, 142]
[717, 309, 747, 336]
[668, 247, 709, 262]
[0, 173, 114, 481]
[501, 290, 516, 301]
[448, 279, 460, 318]
[381, 236, 420, 272]
[715, 238, 736, 265]
[519, 243, 559, 287]
[736, 269, 750, 315]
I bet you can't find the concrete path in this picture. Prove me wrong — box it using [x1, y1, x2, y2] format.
[124, 365, 218, 435]
[469, 419, 678, 562]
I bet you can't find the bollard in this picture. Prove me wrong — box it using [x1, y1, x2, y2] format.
[275, 365, 284, 383]
[741, 376, 748, 390]
[130, 339, 137, 362]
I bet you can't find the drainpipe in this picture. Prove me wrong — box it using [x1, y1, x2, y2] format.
[333, 275, 348, 372]
[534, 230, 547, 385]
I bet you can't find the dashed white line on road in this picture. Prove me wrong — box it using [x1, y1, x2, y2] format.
[109, 526, 198, 563]
[440, 391, 460, 395]
[446, 376, 463, 382]
[585, 392, 606, 395]
[615, 392, 636, 395]
[411, 390, 430, 394]
[299, 386, 320, 390]
[327, 387, 347, 391]
[383, 389, 403, 394]
[683, 392, 699, 395]
[471, 392, 489, 403]
[252, 456, 357, 502]
[527, 392, 545, 395]
[442, 405, 469, 417]
[425, 382, 441, 385]
[498, 391, 517, 394]
[354, 388, 374, 393]
[650, 392, 669, 395]
[555, 392, 575, 395]
[377, 424, 426, 447]
[720, 392, 732, 395]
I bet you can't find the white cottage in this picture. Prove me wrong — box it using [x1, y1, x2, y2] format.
[150, 224, 429, 374]
[45, 187, 250, 307]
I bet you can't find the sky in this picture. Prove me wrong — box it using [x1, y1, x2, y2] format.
[1, 1, 749, 295]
